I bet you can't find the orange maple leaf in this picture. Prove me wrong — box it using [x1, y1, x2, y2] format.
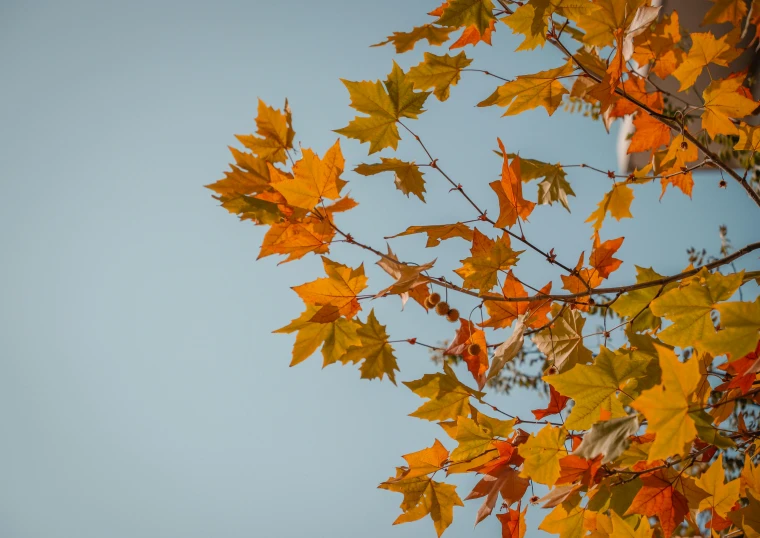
[491, 139, 535, 228]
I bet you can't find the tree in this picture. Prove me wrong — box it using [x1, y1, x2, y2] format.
[207, 1, 760, 536]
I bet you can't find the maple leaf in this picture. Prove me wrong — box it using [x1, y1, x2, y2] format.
[497, 508, 527, 538]
[450, 416, 496, 461]
[444, 319, 489, 388]
[701, 77, 758, 138]
[609, 510, 652, 538]
[701, 297, 760, 359]
[501, 0, 597, 52]
[632, 11, 683, 79]
[696, 453, 740, 520]
[630, 345, 701, 461]
[657, 133, 699, 198]
[703, 0, 749, 27]
[391, 439, 449, 481]
[610, 266, 670, 333]
[435, 0, 496, 35]
[533, 306, 593, 371]
[573, 414, 639, 464]
[538, 494, 585, 538]
[387, 223, 473, 248]
[608, 76, 664, 119]
[235, 98, 295, 164]
[576, 0, 648, 48]
[376, 251, 434, 298]
[627, 113, 671, 154]
[491, 140, 536, 227]
[545, 346, 650, 430]
[518, 424, 567, 486]
[373, 25, 453, 53]
[270, 140, 345, 210]
[624, 467, 690, 537]
[727, 491, 760, 538]
[455, 229, 521, 294]
[556, 454, 603, 487]
[589, 236, 624, 280]
[671, 30, 740, 91]
[407, 51, 473, 101]
[649, 268, 743, 350]
[486, 317, 526, 383]
[482, 271, 552, 329]
[379, 474, 463, 537]
[537, 166, 575, 212]
[257, 196, 356, 263]
[532, 385, 570, 420]
[292, 256, 368, 323]
[336, 62, 430, 154]
[466, 467, 528, 525]
[735, 123, 760, 152]
[354, 158, 426, 201]
[343, 309, 400, 383]
[207, 146, 272, 199]
[478, 62, 574, 116]
[275, 305, 362, 367]
[585, 183, 634, 232]
[742, 452, 760, 497]
[404, 363, 485, 422]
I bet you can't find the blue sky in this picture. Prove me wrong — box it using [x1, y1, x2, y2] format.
[1, 1, 758, 537]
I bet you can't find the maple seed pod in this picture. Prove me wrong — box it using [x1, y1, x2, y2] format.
[429, 292, 441, 306]
[680, 140, 689, 151]
[467, 343, 482, 356]
[424, 297, 435, 310]
[588, 298, 596, 306]
[435, 301, 450, 316]
[547, 366, 559, 375]
[719, 179, 727, 188]
[529, 495, 540, 505]
[446, 308, 460, 323]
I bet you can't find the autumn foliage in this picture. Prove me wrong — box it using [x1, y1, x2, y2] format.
[209, 1, 760, 536]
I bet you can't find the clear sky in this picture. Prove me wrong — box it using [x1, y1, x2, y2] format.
[1, 1, 758, 537]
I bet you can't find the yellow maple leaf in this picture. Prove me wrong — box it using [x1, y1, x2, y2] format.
[373, 24, 453, 53]
[671, 31, 740, 91]
[703, 0, 748, 27]
[390, 439, 450, 481]
[454, 229, 522, 294]
[478, 62, 574, 116]
[435, 0, 496, 34]
[336, 62, 430, 154]
[354, 158, 426, 201]
[450, 416, 496, 462]
[407, 51, 472, 101]
[701, 297, 760, 359]
[343, 309, 399, 383]
[270, 140, 346, 210]
[386, 223, 473, 248]
[544, 346, 650, 430]
[735, 123, 760, 152]
[696, 453, 740, 518]
[701, 77, 758, 138]
[292, 257, 368, 322]
[404, 363, 485, 422]
[585, 183, 634, 232]
[630, 345, 701, 461]
[538, 492, 585, 538]
[518, 424, 567, 486]
[274, 305, 361, 367]
[235, 98, 295, 164]
[649, 268, 743, 350]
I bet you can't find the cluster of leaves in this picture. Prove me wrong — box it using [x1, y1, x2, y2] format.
[209, 1, 760, 537]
